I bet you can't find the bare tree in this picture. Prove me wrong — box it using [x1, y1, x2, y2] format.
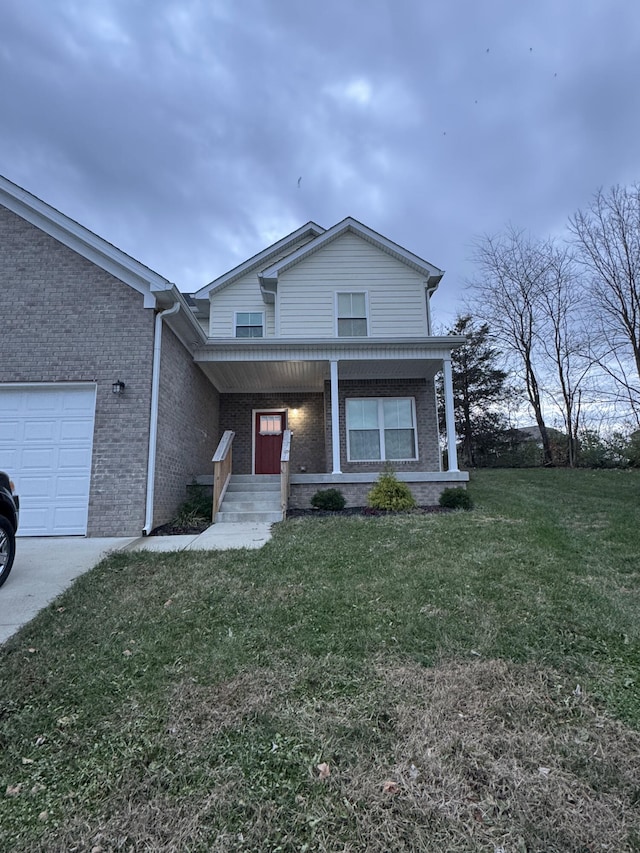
[569, 184, 640, 424]
[471, 227, 555, 464]
[471, 227, 590, 466]
[536, 246, 590, 466]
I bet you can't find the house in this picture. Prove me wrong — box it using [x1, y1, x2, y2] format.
[0, 174, 467, 538]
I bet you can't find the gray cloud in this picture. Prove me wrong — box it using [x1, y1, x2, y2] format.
[2, 0, 640, 321]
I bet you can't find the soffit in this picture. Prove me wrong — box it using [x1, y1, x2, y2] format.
[196, 357, 443, 393]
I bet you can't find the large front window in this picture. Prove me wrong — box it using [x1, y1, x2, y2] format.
[235, 312, 264, 338]
[336, 292, 368, 337]
[346, 398, 417, 461]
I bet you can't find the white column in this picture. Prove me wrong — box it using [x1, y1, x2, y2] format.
[442, 355, 459, 472]
[330, 360, 341, 474]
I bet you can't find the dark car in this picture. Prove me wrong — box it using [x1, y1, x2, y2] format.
[0, 472, 19, 588]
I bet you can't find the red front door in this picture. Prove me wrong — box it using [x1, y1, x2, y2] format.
[255, 411, 286, 474]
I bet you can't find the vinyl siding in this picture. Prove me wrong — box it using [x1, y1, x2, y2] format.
[208, 233, 318, 338]
[209, 272, 274, 337]
[277, 232, 429, 338]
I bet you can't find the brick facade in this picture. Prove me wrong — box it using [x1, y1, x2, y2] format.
[219, 392, 325, 474]
[0, 205, 225, 537]
[324, 378, 441, 473]
[154, 327, 221, 526]
[0, 205, 158, 536]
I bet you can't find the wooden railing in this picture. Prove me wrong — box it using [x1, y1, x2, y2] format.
[211, 430, 235, 522]
[280, 429, 292, 519]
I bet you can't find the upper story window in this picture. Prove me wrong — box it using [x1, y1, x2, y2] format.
[346, 397, 418, 461]
[235, 311, 264, 338]
[336, 292, 368, 337]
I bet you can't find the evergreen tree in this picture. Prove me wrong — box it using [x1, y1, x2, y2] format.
[439, 314, 513, 467]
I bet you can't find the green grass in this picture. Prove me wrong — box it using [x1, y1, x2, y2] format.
[2, 469, 640, 851]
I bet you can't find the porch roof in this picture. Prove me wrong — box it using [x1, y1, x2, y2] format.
[193, 336, 465, 392]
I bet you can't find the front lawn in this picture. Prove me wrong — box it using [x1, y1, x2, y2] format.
[2, 469, 640, 851]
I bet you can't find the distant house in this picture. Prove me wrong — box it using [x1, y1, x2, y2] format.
[513, 425, 569, 465]
[0, 175, 467, 537]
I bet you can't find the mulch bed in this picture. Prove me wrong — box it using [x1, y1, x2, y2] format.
[150, 520, 211, 536]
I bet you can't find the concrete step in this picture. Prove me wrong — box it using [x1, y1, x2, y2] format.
[222, 493, 280, 504]
[208, 473, 284, 524]
[216, 509, 283, 523]
[223, 492, 280, 505]
[226, 482, 280, 493]
[230, 474, 280, 484]
[196, 474, 280, 488]
[221, 500, 281, 512]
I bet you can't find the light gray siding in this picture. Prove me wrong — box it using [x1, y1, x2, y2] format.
[207, 233, 318, 338]
[277, 232, 430, 338]
[209, 271, 275, 337]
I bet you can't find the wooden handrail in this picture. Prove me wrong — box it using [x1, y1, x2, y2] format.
[280, 429, 292, 519]
[212, 430, 235, 522]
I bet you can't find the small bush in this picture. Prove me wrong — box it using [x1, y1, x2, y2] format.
[367, 470, 417, 511]
[175, 484, 212, 524]
[311, 488, 346, 511]
[439, 487, 473, 510]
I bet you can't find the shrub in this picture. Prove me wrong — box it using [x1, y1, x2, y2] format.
[175, 484, 212, 524]
[367, 470, 417, 511]
[439, 487, 473, 510]
[577, 429, 629, 469]
[310, 488, 346, 511]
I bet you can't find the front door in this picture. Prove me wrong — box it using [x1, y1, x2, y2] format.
[254, 410, 286, 474]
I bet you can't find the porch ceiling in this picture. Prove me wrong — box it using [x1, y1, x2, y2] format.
[196, 358, 442, 393]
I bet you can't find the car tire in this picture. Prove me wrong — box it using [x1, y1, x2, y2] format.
[0, 515, 16, 588]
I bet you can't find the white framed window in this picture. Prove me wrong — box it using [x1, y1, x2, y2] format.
[346, 397, 418, 461]
[235, 311, 264, 338]
[336, 292, 368, 337]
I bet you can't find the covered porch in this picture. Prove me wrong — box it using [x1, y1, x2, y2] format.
[194, 337, 468, 517]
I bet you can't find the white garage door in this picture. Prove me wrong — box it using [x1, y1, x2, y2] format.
[0, 384, 96, 536]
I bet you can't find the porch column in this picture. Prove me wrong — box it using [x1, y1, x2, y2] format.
[330, 359, 341, 474]
[442, 355, 459, 472]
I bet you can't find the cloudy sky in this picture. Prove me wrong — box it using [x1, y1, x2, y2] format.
[2, 0, 640, 323]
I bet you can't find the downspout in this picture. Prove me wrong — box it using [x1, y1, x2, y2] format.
[143, 301, 181, 535]
[425, 284, 437, 335]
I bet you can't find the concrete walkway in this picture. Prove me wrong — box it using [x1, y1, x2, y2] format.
[128, 522, 273, 553]
[1, 523, 273, 645]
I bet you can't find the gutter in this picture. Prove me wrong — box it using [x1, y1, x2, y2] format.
[143, 301, 181, 535]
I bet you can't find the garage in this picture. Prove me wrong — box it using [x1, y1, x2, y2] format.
[0, 384, 96, 536]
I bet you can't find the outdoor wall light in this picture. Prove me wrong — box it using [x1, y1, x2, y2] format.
[112, 380, 126, 395]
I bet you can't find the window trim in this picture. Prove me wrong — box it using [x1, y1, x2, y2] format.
[335, 291, 369, 337]
[346, 396, 418, 462]
[234, 310, 265, 338]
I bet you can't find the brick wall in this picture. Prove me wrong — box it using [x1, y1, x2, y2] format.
[0, 205, 155, 536]
[219, 392, 325, 473]
[324, 378, 441, 473]
[289, 479, 457, 509]
[153, 327, 220, 526]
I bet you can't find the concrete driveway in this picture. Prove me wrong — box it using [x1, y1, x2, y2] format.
[0, 536, 136, 645]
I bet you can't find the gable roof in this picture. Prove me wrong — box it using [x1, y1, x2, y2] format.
[259, 217, 445, 287]
[193, 221, 326, 300]
[0, 174, 174, 309]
